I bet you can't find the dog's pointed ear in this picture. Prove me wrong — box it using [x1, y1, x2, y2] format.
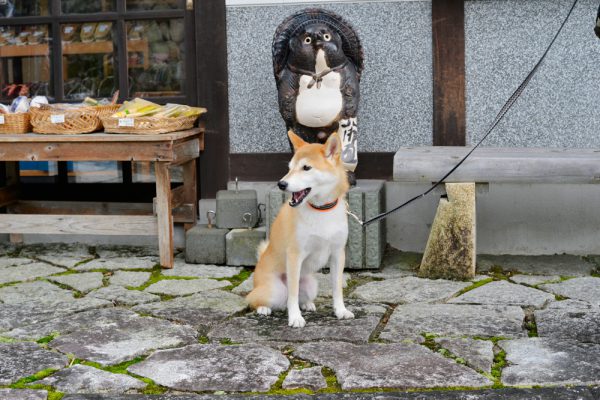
[288, 130, 307, 152]
[324, 132, 341, 161]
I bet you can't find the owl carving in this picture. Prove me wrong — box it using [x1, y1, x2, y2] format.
[273, 8, 363, 173]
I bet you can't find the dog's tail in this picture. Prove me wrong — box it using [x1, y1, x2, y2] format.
[256, 240, 269, 260]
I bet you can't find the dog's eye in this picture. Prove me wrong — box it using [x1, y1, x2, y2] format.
[303, 165, 312, 171]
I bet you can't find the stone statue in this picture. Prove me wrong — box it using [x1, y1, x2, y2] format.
[595, 3, 600, 38]
[272, 8, 363, 183]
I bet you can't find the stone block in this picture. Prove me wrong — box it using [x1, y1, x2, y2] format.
[420, 183, 476, 280]
[185, 225, 228, 265]
[226, 227, 266, 266]
[216, 189, 258, 229]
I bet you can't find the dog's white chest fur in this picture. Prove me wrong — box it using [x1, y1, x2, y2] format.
[295, 50, 343, 128]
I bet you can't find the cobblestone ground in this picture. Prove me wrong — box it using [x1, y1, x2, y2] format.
[0, 243, 599, 399]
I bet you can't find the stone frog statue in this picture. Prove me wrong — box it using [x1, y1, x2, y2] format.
[272, 8, 363, 184]
[595, 3, 600, 38]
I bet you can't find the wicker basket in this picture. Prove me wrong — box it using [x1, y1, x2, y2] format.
[0, 112, 31, 134]
[30, 104, 120, 134]
[101, 114, 200, 134]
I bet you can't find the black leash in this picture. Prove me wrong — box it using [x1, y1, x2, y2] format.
[357, 0, 580, 228]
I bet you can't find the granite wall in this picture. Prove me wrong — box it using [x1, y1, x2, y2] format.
[226, 0, 434, 153]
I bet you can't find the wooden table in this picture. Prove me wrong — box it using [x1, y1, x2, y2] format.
[0, 128, 204, 268]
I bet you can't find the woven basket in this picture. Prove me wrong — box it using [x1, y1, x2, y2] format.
[0, 113, 31, 134]
[101, 115, 199, 134]
[30, 104, 120, 134]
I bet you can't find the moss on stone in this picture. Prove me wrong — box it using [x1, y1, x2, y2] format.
[453, 278, 494, 297]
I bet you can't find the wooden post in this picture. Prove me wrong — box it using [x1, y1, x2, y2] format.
[155, 162, 174, 268]
[432, 0, 466, 146]
[182, 159, 198, 231]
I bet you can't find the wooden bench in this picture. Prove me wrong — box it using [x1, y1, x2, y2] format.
[0, 128, 204, 268]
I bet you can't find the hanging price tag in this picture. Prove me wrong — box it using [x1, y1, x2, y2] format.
[118, 118, 135, 127]
[0, 115, 4, 124]
[50, 114, 65, 124]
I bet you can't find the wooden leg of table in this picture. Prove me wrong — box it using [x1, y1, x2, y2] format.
[155, 162, 174, 268]
[6, 163, 22, 244]
[182, 159, 198, 231]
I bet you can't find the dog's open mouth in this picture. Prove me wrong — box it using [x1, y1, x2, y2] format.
[289, 188, 311, 207]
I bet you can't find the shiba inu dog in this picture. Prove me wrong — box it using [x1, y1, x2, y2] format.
[246, 130, 354, 328]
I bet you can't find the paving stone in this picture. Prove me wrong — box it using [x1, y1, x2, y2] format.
[36, 364, 146, 394]
[351, 276, 470, 304]
[145, 279, 230, 296]
[478, 254, 594, 276]
[95, 245, 159, 258]
[163, 261, 242, 279]
[0, 389, 48, 400]
[539, 277, 600, 306]
[359, 250, 420, 279]
[128, 343, 289, 392]
[0, 243, 16, 257]
[20, 243, 93, 268]
[75, 257, 157, 271]
[48, 272, 104, 293]
[380, 304, 525, 341]
[314, 272, 351, 298]
[0, 262, 65, 284]
[499, 338, 600, 386]
[449, 280, 554, 308]
[133, 290, 247, 333]
[0, 257, 34, 268]
[434, 338, 494, 373]
[510, 274, 561, 286]
[282, 366, 327, 391]
[294, 342, 491, 390]
[0, 342, 68, 385]
[49, 308, 197, 365]
[231, 272, 254, 295]
[109, 271, 151, 287]
[535, 308, 600, 344]
[209, 301, 387, 344]
[546, 299, 599, 310]
[89, 286, 161, 306]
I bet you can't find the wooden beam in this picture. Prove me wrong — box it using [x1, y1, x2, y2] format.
[155, 162, 174, 268]
[432, 0, 466, 146]
[8, 201, 154, 216]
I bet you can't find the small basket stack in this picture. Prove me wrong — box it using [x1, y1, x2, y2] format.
[101, 114, 199, 135]
[30, 104, 119, 134]
[0, 113, 32, 134]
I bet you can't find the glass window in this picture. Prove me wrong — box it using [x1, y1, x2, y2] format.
[62, 0, 115, 14]
[0, 1, 49, 17]
[0, 24, 53, 104]
[127, 19, 185, 97]
[61, 21, 117, 101]
[127, 0, 180, 11]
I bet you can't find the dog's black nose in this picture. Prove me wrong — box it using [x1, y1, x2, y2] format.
[277, 180, 288, 191]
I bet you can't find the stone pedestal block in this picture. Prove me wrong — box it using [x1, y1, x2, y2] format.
[420, 183, 476, 280]
[216, 189, 258, 229]
[226, 227, 266, 266]
[185, 225, 228, 265]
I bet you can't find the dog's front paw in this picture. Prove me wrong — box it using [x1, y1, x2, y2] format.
[301, 302, 316, 312]
[256, 306, 272, 316]
[335, 308, 355, 320]
[288, 314, 306, 328]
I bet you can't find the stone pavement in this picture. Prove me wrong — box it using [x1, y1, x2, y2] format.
[0, 243, 599, 399]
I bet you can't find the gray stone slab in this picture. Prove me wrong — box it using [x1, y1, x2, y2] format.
[226, 227, 266, 266]
[535, 308, 600, 344]
[48, 272, 104, 293]
[510, 274, 561, 286]
[477, 255, 594, 276]
[95, 245, 159, 258]
[185, 225, 228, 265]
[380, 304, 525, 342]
[128, 343, 289, 392]
[294, 342, 491, 390]
[0, 342, 68, 385]
[282, 367, 327, 391]
[163, 261, 242, 279]
[36, 364, 146, 394]
[133, 290, 247, 333]
[145, 279, 230, 296]
[75, 257, 157, 271]
[539, 277, 600, 306]
[0, 280, 74, 304]
[231, 272, 350, 298]
[209, 301, 387, 344]
[434, 338, 494, 374]
[449, 280, 554, 308]
[0, 257, 34, 268]
[20, 243, 92, 268]
[0, 389, 48, 400]
[499, 338, 600, 386]
[49, 308, 197, 365]
[0, 262, 65, 284]
[216, 189, 258, 229]
[358, 250, 421, 279]
[231, 272, 253, 295]
[546, 299, 599, 310]
[89, 286, 161, 306]
[109, 271, 151, 287]
[351, 276, 470, 304]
